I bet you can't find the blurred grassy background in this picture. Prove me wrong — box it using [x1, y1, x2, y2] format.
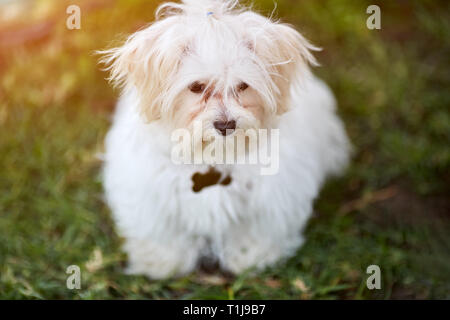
[0, 0, 449, 299]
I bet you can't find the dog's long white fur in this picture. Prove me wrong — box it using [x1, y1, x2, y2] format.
[100, 0, 351, 278]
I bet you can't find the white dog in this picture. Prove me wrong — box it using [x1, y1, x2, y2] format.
[100, 0, 350, 279]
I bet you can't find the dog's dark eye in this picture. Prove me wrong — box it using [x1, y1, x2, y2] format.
[237, 82, 249, 91]
[189, 82, 206, 94]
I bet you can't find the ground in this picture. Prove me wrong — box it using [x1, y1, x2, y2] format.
[0, 0, 449, 299]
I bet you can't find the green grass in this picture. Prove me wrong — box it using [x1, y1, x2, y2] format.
[0, 0, 449, 299]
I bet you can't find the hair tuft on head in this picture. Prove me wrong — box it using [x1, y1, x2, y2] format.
[156, 0, 243, 19]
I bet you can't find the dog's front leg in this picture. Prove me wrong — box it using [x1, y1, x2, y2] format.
[122, 235, 202, 279]
[219, 220, 305, 274]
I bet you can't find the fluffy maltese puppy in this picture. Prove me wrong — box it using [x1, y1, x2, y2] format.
[100, 0, 350, 279]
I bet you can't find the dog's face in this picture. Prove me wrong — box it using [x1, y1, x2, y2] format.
[171, 31, 270, 138]
[100, 0, 318, 138]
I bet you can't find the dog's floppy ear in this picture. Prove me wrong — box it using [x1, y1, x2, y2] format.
[99, 17, 182, 121]
[256, 22, 320, 115]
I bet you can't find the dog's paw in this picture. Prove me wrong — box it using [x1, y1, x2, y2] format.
[220, 235, 304, 274]
[122, 238, 200, 279]
[124, 260, 187, 280]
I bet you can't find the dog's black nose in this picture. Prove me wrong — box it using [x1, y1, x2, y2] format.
[214, 120, 236, 136]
